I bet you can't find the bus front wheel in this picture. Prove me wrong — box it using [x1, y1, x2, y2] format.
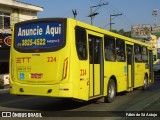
[104, 79, 116, 103]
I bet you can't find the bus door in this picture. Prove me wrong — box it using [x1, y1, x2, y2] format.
[126, 44, 134, 89]
[149, 50, 154, 83]
[88, 33, 104, 97]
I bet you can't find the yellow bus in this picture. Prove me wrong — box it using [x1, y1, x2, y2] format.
[10, 18, 154, 102]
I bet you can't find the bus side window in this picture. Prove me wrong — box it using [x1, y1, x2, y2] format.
[142, 46, 148, 63]
[116, 39, 126, 62]
[104, 36, 116, 61]
[134, 44, 142, 62]
[75, 27, 87, 60]
[153, 54, 157, 62]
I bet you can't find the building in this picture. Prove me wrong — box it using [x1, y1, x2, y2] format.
[0, 0, 43, 34]
[150, 35, 157, 54]
[157, 37, 160, 58]
[152, 26, 160, 38]
[0, 0, 43, 87]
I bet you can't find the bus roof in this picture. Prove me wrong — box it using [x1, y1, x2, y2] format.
[70, 18, 152, 48]
[14, 17, 152, 49]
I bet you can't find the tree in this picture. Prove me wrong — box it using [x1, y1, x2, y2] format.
[111, 29, 131, 37]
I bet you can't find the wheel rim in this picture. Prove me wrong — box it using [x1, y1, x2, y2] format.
[109, 84, 115, 98]
[144, 77, 147, 87]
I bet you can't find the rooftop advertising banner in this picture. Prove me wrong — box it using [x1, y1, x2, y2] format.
[131, 24, 152, 40]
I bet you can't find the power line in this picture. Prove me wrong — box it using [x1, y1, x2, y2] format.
[109, 13, 122, 30]
[100, 2, 134, 31]
[88, 2, 108, 25]
[82, 0, 134, 31]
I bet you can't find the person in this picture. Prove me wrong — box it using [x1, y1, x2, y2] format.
[78, 45, 86, 59]
[105, 43, 116, 61]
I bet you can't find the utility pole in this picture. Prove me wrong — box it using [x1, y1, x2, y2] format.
[72, 9, 77, 19]
[109, 13, 122, 31]
[88, 3, 108, 25]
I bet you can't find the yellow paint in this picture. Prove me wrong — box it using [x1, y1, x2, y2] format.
[128, 65, 132, 88]
[10, 18, 153, 101]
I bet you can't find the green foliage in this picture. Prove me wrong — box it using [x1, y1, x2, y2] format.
[111, 29, 131, 37]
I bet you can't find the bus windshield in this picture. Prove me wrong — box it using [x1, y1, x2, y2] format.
[14, 20, 66, 52]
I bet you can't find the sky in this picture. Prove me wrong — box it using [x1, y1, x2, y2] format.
[18, 0, 160, 31]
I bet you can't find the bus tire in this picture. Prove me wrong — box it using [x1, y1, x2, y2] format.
[104, 79, 116, 103]
[143, 75, 148, 90]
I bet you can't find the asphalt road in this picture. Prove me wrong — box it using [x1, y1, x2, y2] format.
[0, 79, 160, 120]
